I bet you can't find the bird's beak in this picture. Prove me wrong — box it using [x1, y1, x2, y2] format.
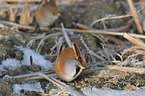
[81, 66, 85, 69]
[57, 13, 61, 16]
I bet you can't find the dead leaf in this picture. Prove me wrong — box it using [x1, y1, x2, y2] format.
[19, 3, 33, 25]
[9, 8, 15, 22]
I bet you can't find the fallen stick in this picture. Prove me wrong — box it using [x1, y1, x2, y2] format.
[123, 33, 145, 50]
[7, 71, 55, 79]
[38, 73, 85, 96]
[26, 68, 105, 80]
[90, 14, 132, 27]
[0, 20, 49, 30]
[0, 0, 41, 2]
[53, 28, 145, 39]
[61, 23, 72, 48]
[127, 0, 143, 33]
[108, 65, 145, 74]
[98, 74, 129, 78]
[78, 18, 134, 32]
[1, 0, 82, 5]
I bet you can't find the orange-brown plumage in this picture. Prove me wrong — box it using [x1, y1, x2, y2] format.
[54, 40, 87, 82]
[35, 0, 60, 27]
[55, 48, 78, 74]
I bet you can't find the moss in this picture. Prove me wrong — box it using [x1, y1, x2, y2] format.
[0, 79, 13, 95]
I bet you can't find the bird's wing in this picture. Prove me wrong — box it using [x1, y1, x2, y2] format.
[58, 45, 65, 57]
[72, 40, 87, 67]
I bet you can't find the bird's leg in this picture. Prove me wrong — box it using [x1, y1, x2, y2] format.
[34, 22, 41, 32]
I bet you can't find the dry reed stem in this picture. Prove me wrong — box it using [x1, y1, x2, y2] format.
[36, 32, 62, 52]
[107, 44, 128, 49]
[0, 20, 49, 30]
[9, 8, 15, 22]
[1, 0, 41, 2]
[90, 14, 132, 27]
[104, 35, 127, 46]
[8, 70, 55, 79]
[127, 0, 143, 33]
[1, 0, 80, 5]
[38, 73, 66, 87]
[38, 73, 85, 96]
[123, 33, 145, 50]
[61, 23, 72, 48]
[108, 65, 145, 74]
[27, 33, 46, 46]
[78, 19, 134, 32]
[54, 28, 145, 39]
[77, 23, 128, 46]
[76, 23, 107, 61]
[131, 46, 145, 50]
[81, 38, 106, 61]
[26, 68, 105, 80]
[77, 23, 94, 30]
[98, 74, 129, 78]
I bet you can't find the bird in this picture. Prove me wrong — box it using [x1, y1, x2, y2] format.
[35, 0, 61, 27]
[54, 40, 87, 82]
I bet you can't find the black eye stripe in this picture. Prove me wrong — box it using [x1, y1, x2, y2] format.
[73, 66, 80, 77]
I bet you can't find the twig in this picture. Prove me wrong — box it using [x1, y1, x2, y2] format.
[107, 44, 128, 49]
[53, 28, 145, 39]
[127, 0, 143, 33]
[38, 73, 85, 96]
[1, 0, 80, 5]
[25, 74, 56, 80]
[38, 73, 66, 87]
[78, 19, 134, 32]
[76, 23, 105, 44]
[98, 74, 129, 78]
[77, 23, 94, 30]
[56, 36, 64, 58]
[102, 44, 111, 62]
[7, 67, 104, 80]
[0, 20, 49, 30]
[61, 23, 72, 48]
[77, 23, 128, 46]
[123, 33, 145, 50]
[27, 33, 46, 47]
[90, 14, 132, 27]
[26, 68, 103, 80]
[81, 38, 106, 61]
[104, 35, 127, 46]
[108, 65, 145, 74]
[89, 6, 143, 28]
[7, 71, 55, 79]
[1, 0, 41, 2]
[36, 32, 62, 52]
